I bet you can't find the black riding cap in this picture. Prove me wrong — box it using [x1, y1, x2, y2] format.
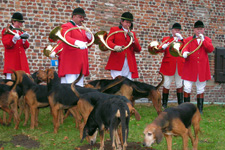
[72, 7, 86, 17]
[172, 23, 181, 30]
[121, 12, 133, 21]
[194, 20, 204, 28]
[12, 12, 25, 22]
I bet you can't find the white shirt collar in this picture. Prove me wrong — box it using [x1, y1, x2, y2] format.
[122, 26, 128, 32]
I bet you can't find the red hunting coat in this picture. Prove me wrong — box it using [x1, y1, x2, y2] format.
[105, 26, 141, 78]
[58, 21, 92, 77]
[1, 27, 30, 74]
[158, 36, 185, 76]
[181, 36, 214, 82]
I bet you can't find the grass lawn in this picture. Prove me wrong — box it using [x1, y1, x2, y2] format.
[0, 103, 224, 150]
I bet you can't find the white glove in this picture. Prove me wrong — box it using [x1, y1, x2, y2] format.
[12, 34, 21, 44]
[175, 33, 183, 40]
[75, 40, 87, 49]
[85, 30, 92, 40]
[21, 32, 30, 39]
[183, 52, 190, 58]
[150, 41, 158, 47]
[50, 52, 56, 58]
[173, 43, 180, 51]
[162, 42, 169, 50]
[127, 32, 134, 38]
[114, 45, 123, 52]
[199, 34, 204, 41]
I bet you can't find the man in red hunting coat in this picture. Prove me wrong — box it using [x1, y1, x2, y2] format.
[157, 23, 185, 108]
[2, 12, 30, 79]
[58, 7, 93, 86]
[182, 20, 214, 114]
[105, 12, 141, 80]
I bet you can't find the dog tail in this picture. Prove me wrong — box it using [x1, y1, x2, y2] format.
[119, 107, 128, 145]
[130, 83, 148, 93]
[71, 70, 83, 98]
[156, 72, 164, 90]
[100, 77, 126, 92]
[11, 70, 18, 91]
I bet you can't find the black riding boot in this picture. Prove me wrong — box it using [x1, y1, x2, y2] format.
[162, 87, 169, 109]
[197, 98, 204, 114]
[177, 87, 183, 105]
[184, 92, 190, 102]
[197, 93, 204, 114]
[177, 93, 184, 104]
[162, 93, 169, 108]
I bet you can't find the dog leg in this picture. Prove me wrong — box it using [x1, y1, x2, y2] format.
[112, 129, 117, 150]
[11, 102, 20, 129]
[48, 95, 60, 133]
[172, 119, 189, 150]
[115, 129, 122, 150]
[123, 128, 128, 150]
[0, 110, 6, 125]
[29, 105, 36, 129]
[192, 110, 201, 150]
[63, 109, 70, 122]
[99, 130, 105, 150]
[188, 127, 195, 147]
[69, 106, 82, 129]
[59, 109, 64, 125]
[73, 106, 82, 129]
[3, 111, 6, 124]
[35, 108, 39, 127]
[18, 96, 25, 118]
[52, 108, 60, 133]
[1, 106, 13, 126]
[0, 117, 4, 125]
[149, 91, 162, 115]
[23, 103, 29, 126]
[181, 130, 189, 150]
[164, 134, 172, 150]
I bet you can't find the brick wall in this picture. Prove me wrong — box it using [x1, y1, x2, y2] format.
[0, 0, 224, 102]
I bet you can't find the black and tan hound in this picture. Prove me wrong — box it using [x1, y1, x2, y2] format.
[86, 73, 164, 115]
[81, 96, 130, 150]
[0, 72, 20, 129]
[13, 70, 49, 129]
[143, 102, 201, 150]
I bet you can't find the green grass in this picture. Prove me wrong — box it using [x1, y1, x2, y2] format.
[0, 103, 224, 150]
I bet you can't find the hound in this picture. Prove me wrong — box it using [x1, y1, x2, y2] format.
[81, 97, 130, 150]
[143, 103, 201, 150]
[86, 73, 164, 115]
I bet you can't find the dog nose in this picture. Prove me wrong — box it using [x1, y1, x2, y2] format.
[90, 140, 94, 145]
[143, 142, 146, 147]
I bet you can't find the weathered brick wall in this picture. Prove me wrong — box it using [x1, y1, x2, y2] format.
[0, 0, 224, 102]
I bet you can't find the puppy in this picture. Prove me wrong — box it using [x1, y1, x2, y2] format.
[143, 103, 201, 150]
[81, 97, 130, 150]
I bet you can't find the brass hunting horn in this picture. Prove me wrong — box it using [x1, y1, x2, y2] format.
[169, 36, 203, 57]
[43, 42, 63, 57]
[48, 24, 94, 49]
[148, 37, 177, 55]
[94, 30, 134, 52]
[4, 24, 29, 39]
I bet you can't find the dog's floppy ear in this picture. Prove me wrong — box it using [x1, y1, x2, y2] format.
[132, 108, 141, 121]
[80, 128, 88, 143]
[154, 127, 163, 144]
